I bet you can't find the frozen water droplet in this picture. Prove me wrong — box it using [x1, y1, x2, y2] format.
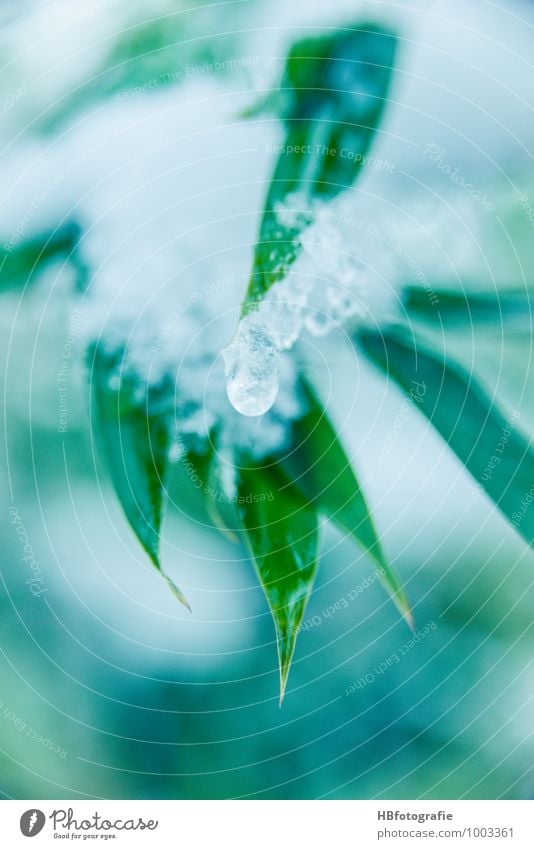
[222, 318, 280, 417]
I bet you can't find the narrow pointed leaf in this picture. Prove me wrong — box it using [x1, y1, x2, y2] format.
[242, 24, 396, 314]
[90, 347, 188, 606]
[282, 380, 412, 625]
[36, 17, 240, 135]
[403, 284, 532, 327]
[359, 326, 534, 545]
[237, 460, 319, 701]
[35, 18, 185, 134]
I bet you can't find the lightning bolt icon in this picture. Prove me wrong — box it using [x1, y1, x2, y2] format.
[28, 811, 38, 833]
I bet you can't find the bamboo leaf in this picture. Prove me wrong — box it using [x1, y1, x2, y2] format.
[237, 459, 319, 701]
[90, 346, 189, 608]
[282, 380, 412, 625]
[359, 326, 534, 545]
[36, 16, 239, 135]
[403, 284, 532, 327]
[242, 23, 396, 314]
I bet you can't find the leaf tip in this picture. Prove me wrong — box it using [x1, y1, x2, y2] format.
[403, 606, 416, 633]
[276, 624, 299, 706]
[278, 664, 290, 706]
[163, 574, 192, 612]
[393, 589, 414, 632]
[374, 563, 413, 631]
[147, 546, 191, 611]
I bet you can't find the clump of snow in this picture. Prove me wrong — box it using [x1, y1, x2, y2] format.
[86, 236, 305, 458]
[222, 193, 399, 417]
[175, 336, 302, 458]
[0, 0, 508, 447]
[273, 192, 312, 231]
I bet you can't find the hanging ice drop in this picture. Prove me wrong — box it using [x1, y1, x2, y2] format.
[222, 318, 280, 417]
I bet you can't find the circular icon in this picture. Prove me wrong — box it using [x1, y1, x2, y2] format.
[20, 810, 46, 837]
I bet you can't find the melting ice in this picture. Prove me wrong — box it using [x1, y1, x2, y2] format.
[222, 201, 378, 417]
[222, 317, 280, 417]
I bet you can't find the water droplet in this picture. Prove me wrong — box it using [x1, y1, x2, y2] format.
[222, 318, 280, 417]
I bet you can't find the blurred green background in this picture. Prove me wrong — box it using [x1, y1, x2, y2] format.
[1, 0, 534, 799]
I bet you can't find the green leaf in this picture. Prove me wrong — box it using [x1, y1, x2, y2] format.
[359, 326, 534, 546]
[0, 222, 83, 293]
[167, 444, 212, 525]
[36, 16, 240, 135]
[403, 284, 532, 327]
[282, 379, 412, 626]
[241, 23, 396, 314]
[90, 346, 189, 608]
[205, 445, 240, 542]
[238, 88, 286, 121]
[237, 459, 319, 701]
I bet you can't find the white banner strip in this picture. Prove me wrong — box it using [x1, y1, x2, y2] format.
[1, 800, 533, 847]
